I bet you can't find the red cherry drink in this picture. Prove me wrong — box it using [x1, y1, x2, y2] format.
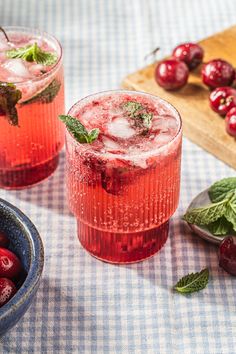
[66, 91, 182, 263]
[0, 27, 65, 189]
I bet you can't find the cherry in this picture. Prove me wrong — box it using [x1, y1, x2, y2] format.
[209, 87, 236, 116]
[202, 59, 235, 89]
[225, 107, 236, 137]
[0, 248, 22, 279]
[219, 236, 236, 275]
[155, 58, 189, 90]
[0, 232, 9, 248]
[172, 43, 204, 70]
[0, 278, 17, 307]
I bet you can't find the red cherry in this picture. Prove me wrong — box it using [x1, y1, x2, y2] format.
[225, 107, 236, 137]
[0, 232, 9, 248]
[172, 43, 204, 70]
[155, 58, 189, 90]
[219, 236, 236, 275]
[0, 278, 17, 307]
[209, 87, 236, 116]
[202, 59, 235, 89]
[0, 248, 22, 279]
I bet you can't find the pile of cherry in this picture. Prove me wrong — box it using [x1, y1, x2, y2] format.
[154, 42, 236, 137]
[0, 232, 25, 308]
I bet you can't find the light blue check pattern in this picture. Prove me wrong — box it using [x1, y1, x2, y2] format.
[0, 0, 236, 353]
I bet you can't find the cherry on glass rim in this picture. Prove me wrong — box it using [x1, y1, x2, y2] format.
[219, 236, 236, 276]
[209, 87, 236, 116]
[172, 43, 204, 70]
[225, 107, 236, 137]
[155, 58, 189, 90]
[201, 59, 235, 89]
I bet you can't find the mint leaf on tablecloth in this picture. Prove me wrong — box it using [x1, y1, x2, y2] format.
[174, 268, 209, 294]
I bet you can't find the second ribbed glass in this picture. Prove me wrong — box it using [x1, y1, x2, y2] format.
[66, 90, 182, 263]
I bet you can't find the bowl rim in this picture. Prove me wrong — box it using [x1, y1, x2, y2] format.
[0, 198, 44, 321]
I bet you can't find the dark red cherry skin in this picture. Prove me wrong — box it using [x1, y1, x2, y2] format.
[219, 236, 236, 275]
[202, 59, 235, 89]
[209, 87, 236, 116]
[0, 278, 17, 307]
[0, 232, 9, 248]
[225, 107, 236, 137]
[0, 248, 22, 279]
[155, 58, 189, 90]
[172, 43, 204, 70]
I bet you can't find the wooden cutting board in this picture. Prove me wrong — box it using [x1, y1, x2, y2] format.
[122, 26, 236, 170]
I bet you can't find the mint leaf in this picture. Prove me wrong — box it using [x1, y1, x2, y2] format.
[207, 216, 233, 236]
[174, 268, 209, 294]
[123, 101, 143, 117]
[7, 42, 57, 66]
[209, 177, 236, 203]
[140, 112, 153, 129]
[0, 82, 22, 126]
[123, 101, 153, 131]
[183, 198, 229, 225]
[59, 115, 99, 144]
[224, 195, 236, 232]
[21, 79, 61, 105]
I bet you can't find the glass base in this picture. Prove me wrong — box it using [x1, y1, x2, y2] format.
[0, 154, 60, 190]
[77, 220, 169, 264]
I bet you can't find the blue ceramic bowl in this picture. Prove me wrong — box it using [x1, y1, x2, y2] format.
[0, 199, 44, 337]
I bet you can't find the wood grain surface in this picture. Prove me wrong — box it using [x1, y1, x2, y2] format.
[122, 26, 236, 169]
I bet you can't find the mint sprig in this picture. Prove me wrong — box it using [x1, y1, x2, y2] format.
[174, 268, 209, 294]
[209, 177, 236, 203]
[59, 115, 99, 144]
[123, 100, 153, 131]
[21, 79, 61, 105]
[0, 82, 22, 126]
[7, 42, 57, 66]
[184, 177, 236, 236]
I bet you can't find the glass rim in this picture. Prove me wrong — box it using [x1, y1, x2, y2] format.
[67, 89, 182, 159]
[0, 26, 63, 85]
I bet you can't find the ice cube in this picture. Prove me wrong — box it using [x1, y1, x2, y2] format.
[3, 59, 31, 79]
[29, 63, 45, 76]
[107, 117, 135, 139]
[154, 133, 171, 146]
[0, 41, 10, 51]
[102, 136, 121, 151]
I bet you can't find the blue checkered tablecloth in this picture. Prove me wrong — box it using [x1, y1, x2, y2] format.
[0, 0, 236, 353]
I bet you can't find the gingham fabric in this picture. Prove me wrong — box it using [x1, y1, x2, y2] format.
[0, 1, 236, 353]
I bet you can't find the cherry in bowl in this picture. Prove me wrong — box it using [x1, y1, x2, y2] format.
[209, 87, 236, 116]
[155, 58, 189, 90]
[219, 236, 236, 276]
[172, 43, 204, 70]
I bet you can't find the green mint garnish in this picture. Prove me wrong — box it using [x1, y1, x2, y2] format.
[208, 177, 236, 203]
[7, 42, 57, 66]
[123, 101, 153, 131]
[207, 216, 232, 236]
[183, 177, 236, 236]
[174, 268, 209, 294]
[21, 79, 61, 105]
[59, 115, 99, 144]
[0, 82, 22, 126]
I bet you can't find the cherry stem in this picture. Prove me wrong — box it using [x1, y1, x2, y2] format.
[144, 47, 160, 61]
[0, 27, 10, 43]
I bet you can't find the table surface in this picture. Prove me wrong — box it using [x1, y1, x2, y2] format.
[0, 1, 236, 353]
